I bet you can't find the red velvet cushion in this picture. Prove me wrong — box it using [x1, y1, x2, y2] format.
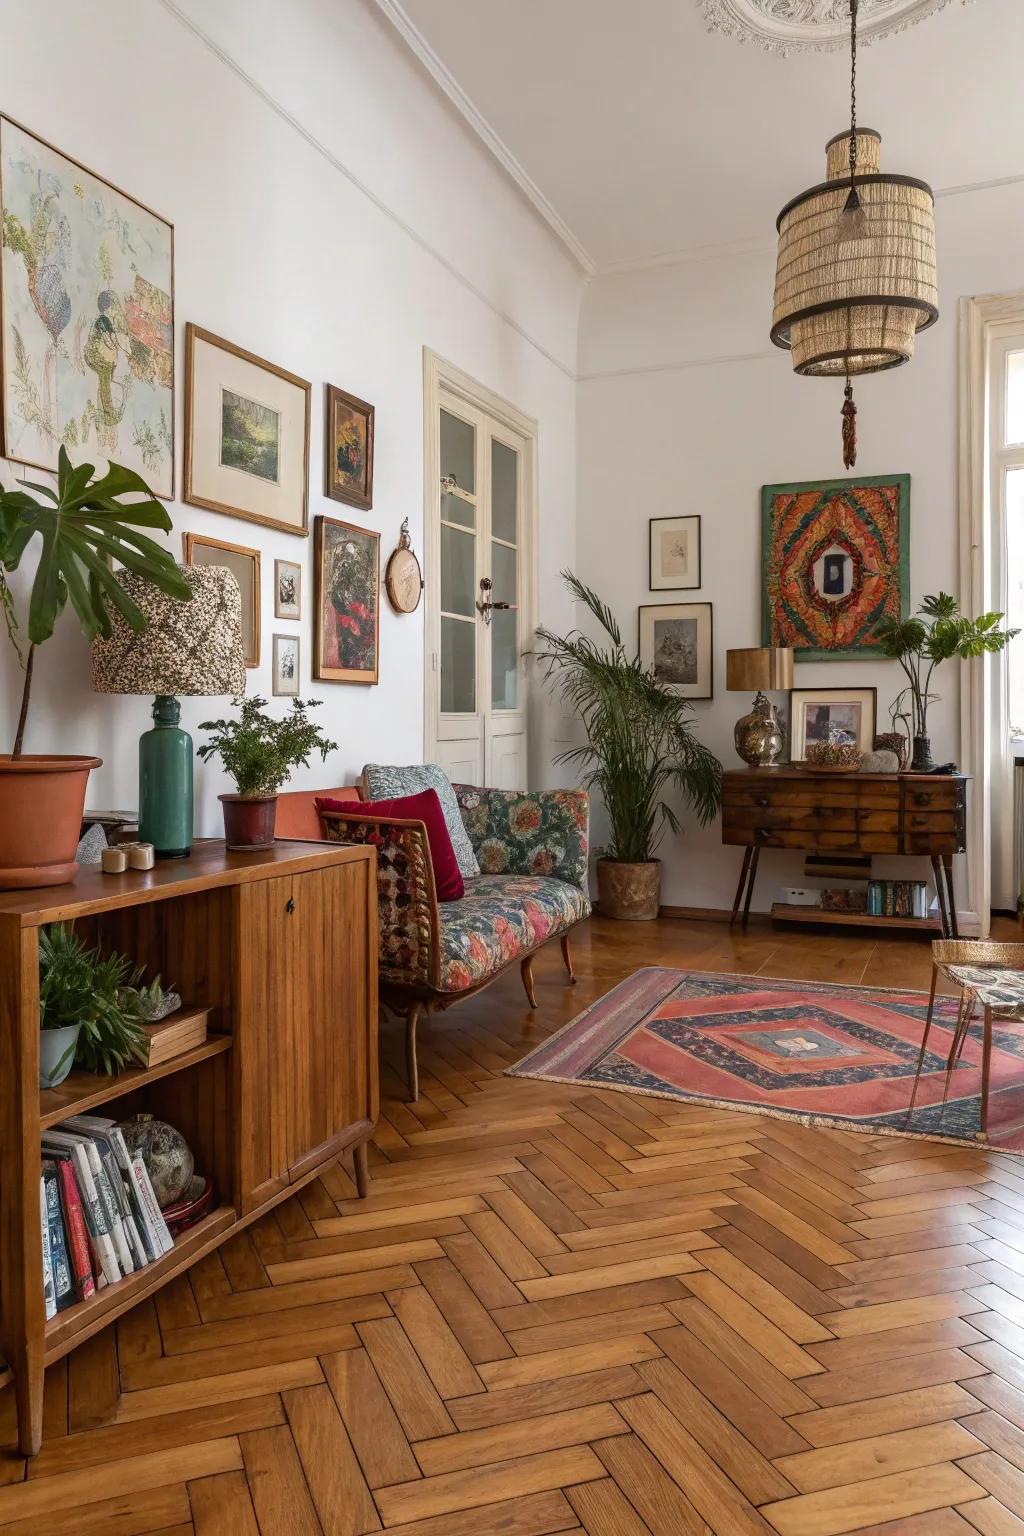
[316, 787, 465, 902]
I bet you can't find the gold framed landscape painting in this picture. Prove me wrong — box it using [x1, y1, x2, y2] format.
[324, 383, 374, 510]
[0, 115, 174, 495]
[184, 323, 310, 536]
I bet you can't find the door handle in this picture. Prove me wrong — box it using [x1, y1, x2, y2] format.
[285, 897, 295, 915]
[476, 577, 513, 626]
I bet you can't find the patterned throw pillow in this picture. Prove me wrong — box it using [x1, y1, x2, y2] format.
[362, 763, 480, 879]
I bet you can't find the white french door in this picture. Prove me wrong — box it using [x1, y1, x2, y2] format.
[423, 352, 537, 789]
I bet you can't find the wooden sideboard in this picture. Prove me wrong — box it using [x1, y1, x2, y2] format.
[722, 767, 967, 936]
[0, 840, 378, 1455]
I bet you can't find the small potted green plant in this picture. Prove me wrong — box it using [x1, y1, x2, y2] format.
[39, 924, 149, 1088]
[197, 696, 338, 850]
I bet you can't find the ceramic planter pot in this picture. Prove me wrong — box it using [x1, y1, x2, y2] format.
[39, 1022, 81, 1089]
[911, 734, 935, 772]
[0, 754, 102, 890]
[220, 793, 278, 851]
[596, 857, 661, 921]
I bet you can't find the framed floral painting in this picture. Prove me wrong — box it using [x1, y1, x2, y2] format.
[313, 514, 380, 684]
[324, 383, 374, 510]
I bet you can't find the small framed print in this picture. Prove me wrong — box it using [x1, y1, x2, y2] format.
[639, 602, 713, 699]
[790, 686, 877, 760]
[183, 531, 260, 667]
[272, 633, 300, 697]
[274, 558, 301, 620]
[325, 383, 374, 510]
[650, 515, 701, 591]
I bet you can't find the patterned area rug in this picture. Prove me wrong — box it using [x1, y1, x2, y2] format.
[509, 967, 1024, 1152]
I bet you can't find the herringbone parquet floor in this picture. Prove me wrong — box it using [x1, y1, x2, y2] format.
[4, 914, 1024, 1535]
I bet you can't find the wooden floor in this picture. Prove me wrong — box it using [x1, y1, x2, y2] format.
[5, 913, 1024, 1535]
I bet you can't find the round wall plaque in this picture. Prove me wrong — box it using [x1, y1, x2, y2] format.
[385, 519, 423, 614]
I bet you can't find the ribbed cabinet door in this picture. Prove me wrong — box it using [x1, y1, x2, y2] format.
[235, 874, 293, 1212]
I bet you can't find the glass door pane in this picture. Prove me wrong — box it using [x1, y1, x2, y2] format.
[1007, 352, 1024, 447]
[441, 618, 475, 713]
[440, 406, 478, 715]
[490, 438, 519, 711]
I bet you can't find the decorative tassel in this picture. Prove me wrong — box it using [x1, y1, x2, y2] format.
[842, 377, 857, 469]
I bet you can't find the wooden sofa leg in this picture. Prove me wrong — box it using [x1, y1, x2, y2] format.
[405, 1002, 422, 1103]
[560, 933, 577, 984]
[353, 1139, 370, 1199]
[521, 955, 538, 1010]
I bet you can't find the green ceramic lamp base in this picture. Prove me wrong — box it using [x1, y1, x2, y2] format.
[138, 695, 193, 858]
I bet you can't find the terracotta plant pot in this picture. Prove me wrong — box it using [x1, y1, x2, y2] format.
[596, 857, 661, 921]
[220, 793, 278, 851]
[0, 754, 102, 890]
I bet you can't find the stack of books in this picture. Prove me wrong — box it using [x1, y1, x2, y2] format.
[866, 879, 930, 919]
[40, 1116, 173, 1318]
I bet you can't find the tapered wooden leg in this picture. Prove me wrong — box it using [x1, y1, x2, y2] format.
[932, 856, 950, 938]
[943, 855, 959, 939]
[353, 1139, 370, 1199]
[741, 846, 761, 927]
[560, 933, 577, 984]
[405, 1002, 422, 1104]
[906, 962, 939, 1122]
[730, 847, 753, 925]
[521, 954, 538, 1010]
[979, 1005, 994, 1143]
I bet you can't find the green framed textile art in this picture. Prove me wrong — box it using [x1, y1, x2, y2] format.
[761, 474, 910, 661]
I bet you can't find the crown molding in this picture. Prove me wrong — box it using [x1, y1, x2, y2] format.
[372, 0, 597, 275]
[699, 0, 973, 56]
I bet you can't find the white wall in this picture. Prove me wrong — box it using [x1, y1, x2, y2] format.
[0, 0, 585, 826]
[578, 182, 1024, 913]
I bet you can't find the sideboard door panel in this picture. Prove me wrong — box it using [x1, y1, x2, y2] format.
[235, 875, 294, 1212]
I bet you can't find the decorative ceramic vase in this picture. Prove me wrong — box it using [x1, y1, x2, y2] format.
[219, 793, 278, 851]
[596, 858, 661, 921]
[911, 734, 934, 773]
[0, 754, 102, 890]
[39, 1022, 81, 1089]
[139, 695, 193, 858]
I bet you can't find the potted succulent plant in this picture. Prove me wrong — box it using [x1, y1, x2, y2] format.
[38, 923, 149, 1088]
[0, 447, 191, 888]
[197, 695, 337, 850]
[535, 573, 721, 920]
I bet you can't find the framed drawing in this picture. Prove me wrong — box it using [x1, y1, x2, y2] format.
[649, 515, 701, 591]
[184, 323, 310, 536]
[274, 558, 301, 620]
[639, 602, 713, 699]
[0, 115, 174, 495]
[272, 634, 300, 697]
[183, 531, 260, 667]
[761, 474, 909, 660]
[313, 514, 380, 684]
[324, 383, 374, 510]
[790, 686, 877, 760]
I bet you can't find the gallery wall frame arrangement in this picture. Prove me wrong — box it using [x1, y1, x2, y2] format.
[274, 558, 301, 620]
[183, 532, 261, 668]
[0, 114, 175, 497]
[761, 473, 910, 660]
[184, 323, 311, 537]
[313, 514, 381, 685]
[649, 514, 701, 591]
[324, 382, 374, 510]
[639, 601, 714, 700]
[790, 685, 878, 760]
[272, 633, 300, 696]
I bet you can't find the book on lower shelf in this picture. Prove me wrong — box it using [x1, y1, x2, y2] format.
[865, 879, 930, 919]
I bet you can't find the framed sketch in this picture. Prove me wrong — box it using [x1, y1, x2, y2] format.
[183, 532, 260, 667]
[313, 514, 380, 684]
[790, 686, 877, 759]
[272, 633, 300, 697]
[639, 602, 713, 699]
[324, 383, 374, 510]
[184, 323, 310, 536]
[649, 515, 701, 591]
[274, 558, 301, 620]
[0, 115, 174, 495]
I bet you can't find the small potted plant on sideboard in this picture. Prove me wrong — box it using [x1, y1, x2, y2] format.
[38, 923, 148, 1089]
[197, 695, 337, 850]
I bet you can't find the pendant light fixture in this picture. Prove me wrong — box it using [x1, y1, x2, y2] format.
[770, 0, 938, 467]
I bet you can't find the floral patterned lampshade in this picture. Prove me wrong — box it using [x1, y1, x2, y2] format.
[92, 564, 246, 696]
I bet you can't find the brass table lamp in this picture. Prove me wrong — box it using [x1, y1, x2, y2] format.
[726, 647, 794, 767]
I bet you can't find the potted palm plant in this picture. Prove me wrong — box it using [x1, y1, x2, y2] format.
[197, 696, 338, 849]
[535, 573, 722, 920]
[0, 447, 191, 888]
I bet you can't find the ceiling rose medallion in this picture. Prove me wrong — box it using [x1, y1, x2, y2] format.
[700, 0, 972, 55]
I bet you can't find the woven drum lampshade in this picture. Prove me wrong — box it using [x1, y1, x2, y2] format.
[726, 647, 794, 694]
[92, 564, 246, 696]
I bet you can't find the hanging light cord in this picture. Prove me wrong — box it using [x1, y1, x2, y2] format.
[848, 0, 859, 186]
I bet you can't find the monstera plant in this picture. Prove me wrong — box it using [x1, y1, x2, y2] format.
[0, 446, 191, 888]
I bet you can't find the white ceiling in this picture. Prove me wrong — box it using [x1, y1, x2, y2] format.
[378, 0, 1024, 272]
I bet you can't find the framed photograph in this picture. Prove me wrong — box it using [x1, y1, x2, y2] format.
[272, 633, 300, 697]
[184, 323, 310, 536]
[324, 383, 374, 510]
[183, 532, 260, 668]
[313, 515, 380, 684]
[762, 474, 909, 660]
[638, 602, 713, 700]
[649, 515, 701, 591]
[0, 115, 174, 495]
[790, 686, 877, 760]
[274, 558, 301, 620]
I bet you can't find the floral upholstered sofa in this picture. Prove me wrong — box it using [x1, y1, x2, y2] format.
[317, 780, 590, 1100]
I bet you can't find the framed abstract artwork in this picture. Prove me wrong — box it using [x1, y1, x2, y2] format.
[0, 115, 175, 495]
[324, 383, 374, 510]
[274, 558, 301, 620]
[790, 686, 877, 760]
[313, 514, 380, 684]
[649, 515, 701, 591]
[272, 633, 300, 697]
[184, 323, 310, 536]
[183, 532, 261, 668]
[761, 474, 910, 660]
[638, 602, 713, 699]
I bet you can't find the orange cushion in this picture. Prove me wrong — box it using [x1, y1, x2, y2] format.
[276, 785, 360, 840]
